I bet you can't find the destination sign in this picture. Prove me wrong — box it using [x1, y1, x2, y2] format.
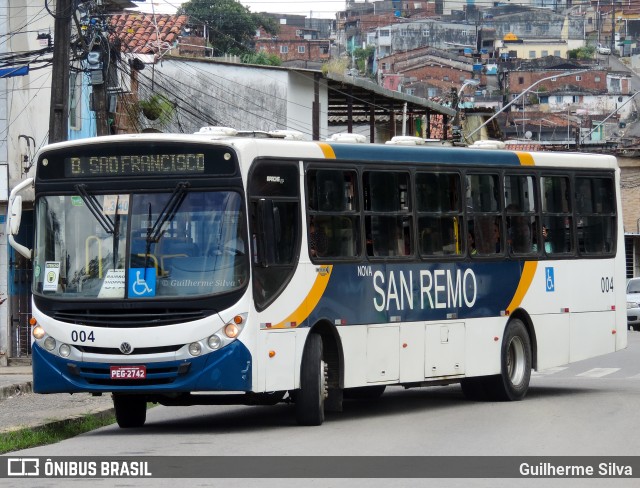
[65, 153, 206, 177]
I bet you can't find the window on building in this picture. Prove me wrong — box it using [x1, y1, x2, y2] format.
[320, 45, 329, 54]
[595, 76, 601, 82]
[554, 51, 561, 57]
[422, 29, 429, 36]
[576, 76, 582, 81]
[280, 45, 288, 54]
[555, 95, 563, 103]
[298, 45, 305, 53]
[525, 23, 532, 33]
[518, 77, 525, 85]
[611, 78, 621, 91]
[380, 29, 390, 37]
[542, 50, 548, 57]
[529, 51, 536, 59]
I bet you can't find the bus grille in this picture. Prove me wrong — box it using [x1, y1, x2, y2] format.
[75, 344, 183, 355]
[52, 309, 207, 328]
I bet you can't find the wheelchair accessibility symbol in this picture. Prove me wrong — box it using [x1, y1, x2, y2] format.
[128, 268, 156, 297]
[545, 267, 555, 292]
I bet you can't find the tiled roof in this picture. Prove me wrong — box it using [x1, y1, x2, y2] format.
[108, 13, 189, 54]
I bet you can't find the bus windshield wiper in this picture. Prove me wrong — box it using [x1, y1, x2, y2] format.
[146, 182, 190, 244]
[75, 184, 114, 235]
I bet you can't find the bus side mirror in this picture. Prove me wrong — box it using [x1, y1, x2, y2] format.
[7, 177, 33, 259]
[9, 195, 22, 235]
[256, 199, 277, 266]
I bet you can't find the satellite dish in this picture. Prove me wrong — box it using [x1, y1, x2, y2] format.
[525, 131, 533, 140]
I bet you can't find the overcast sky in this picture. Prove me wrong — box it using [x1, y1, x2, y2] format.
[240, 1, 346, 18]
[134, 1, 347, 18]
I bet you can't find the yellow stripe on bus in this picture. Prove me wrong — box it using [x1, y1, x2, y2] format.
[317, 142, 337, 159]
[272, 265, 333, 328]
[515, 152, 535, 166]
[506, 261, 538, 313]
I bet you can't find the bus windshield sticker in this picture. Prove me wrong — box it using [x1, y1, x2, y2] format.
[102, 195, 130, 215]
[98, 269, 125, 298]
[128, 268, 157, 298]
[70, 196, 84, 206]
[43, 262, 60, 291]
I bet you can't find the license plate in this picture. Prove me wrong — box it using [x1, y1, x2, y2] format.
[110, 365, 146, 379]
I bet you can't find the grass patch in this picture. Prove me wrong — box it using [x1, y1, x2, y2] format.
[0, 411, 116, 454]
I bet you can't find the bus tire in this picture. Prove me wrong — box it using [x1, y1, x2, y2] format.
[295, 334, 327, 426]
[489, 319, 532, 401]
[113, 394, 147, 428]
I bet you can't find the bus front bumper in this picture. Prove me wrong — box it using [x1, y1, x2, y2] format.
[31, 340, 253, 394]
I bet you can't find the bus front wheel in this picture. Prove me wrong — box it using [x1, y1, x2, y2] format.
[113, 394, 147, 428]
[295, 334, 328, 426]
[491, 319, 532, 401]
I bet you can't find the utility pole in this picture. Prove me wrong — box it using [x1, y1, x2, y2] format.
[49, 0, 73, 143]
[611, 0, 616, 53]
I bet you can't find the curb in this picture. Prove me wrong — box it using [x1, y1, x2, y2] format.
[1, 407, 116, 435]
[0, 381, 33, 402]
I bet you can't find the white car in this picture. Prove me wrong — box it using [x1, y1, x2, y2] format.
[628, 278, 640, 331]
[597, 44, 612, 55]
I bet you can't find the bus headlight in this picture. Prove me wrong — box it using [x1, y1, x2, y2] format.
[33, 325, 45, 340]
[43, 337, 56, 351]
[59, 344, 71, 358]
[207, 335, 222, 350]
[224, 323, 240, 338]
[188, 342, 202, 356]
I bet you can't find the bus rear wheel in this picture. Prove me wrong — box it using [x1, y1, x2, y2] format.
[295, 334, 328, 426]
[113, 394, 147, 428]
[490, 319, 532, 401]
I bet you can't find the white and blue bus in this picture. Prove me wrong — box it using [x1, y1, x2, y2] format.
[7, 133, 627, 427]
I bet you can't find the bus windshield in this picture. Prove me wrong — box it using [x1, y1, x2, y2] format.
[33, 190, 247, 299]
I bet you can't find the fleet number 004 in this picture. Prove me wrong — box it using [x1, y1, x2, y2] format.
[71, 330, 95, 342]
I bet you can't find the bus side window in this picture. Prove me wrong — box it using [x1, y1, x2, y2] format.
[466, 173, 501, 255]
[306, 169, 359, 259]
[576, 177, 616, 255]
[416, 172, 462, 257]
[541, 175, 573, 255]
[364, 171, 412, 257]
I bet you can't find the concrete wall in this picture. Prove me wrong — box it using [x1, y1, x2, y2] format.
[147, 59, 328, 139]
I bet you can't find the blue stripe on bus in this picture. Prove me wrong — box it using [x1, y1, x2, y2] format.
[32, 340, 253, 394]
[302, 261, 529, 326]
[325, 143, 524, 166]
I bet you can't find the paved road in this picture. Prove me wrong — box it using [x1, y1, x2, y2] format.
[3, 333, 639, 487]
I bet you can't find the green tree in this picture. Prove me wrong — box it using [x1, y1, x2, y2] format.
[241, 52, 282, 66]
[567, 46, 596, 60]
[353, 46, 375, 73]
[179, 0, 278, 56]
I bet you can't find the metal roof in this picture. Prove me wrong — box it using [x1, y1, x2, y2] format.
[325, 72, 456, 120]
